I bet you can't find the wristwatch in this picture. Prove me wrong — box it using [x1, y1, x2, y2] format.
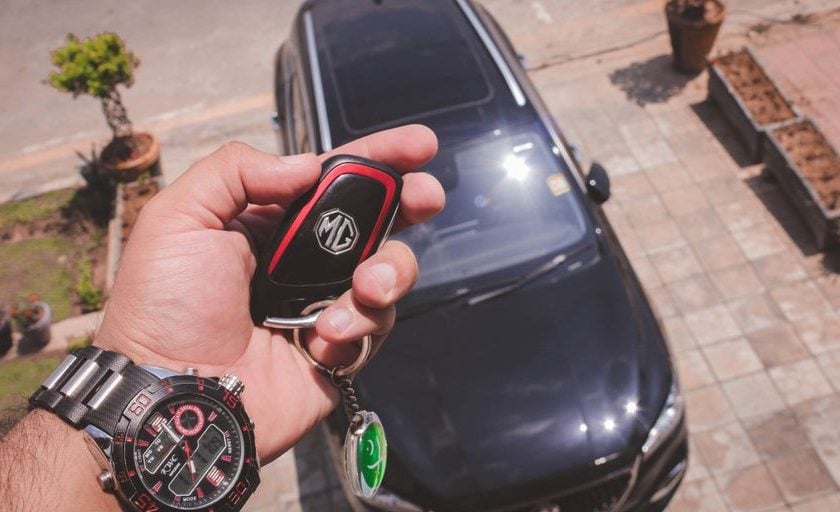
[30, 346, 260, 512]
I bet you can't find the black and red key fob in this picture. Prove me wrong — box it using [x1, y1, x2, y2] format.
[250, 155, 402, 323]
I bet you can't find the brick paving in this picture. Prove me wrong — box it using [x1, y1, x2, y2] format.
[530, 13, 840, 510]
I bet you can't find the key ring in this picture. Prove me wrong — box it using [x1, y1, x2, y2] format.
[265, 300, 372, 377]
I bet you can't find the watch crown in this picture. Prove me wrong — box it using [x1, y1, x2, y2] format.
[185, 367, 198, 376]
[97, 470, 114, 491]
[220, 373, 245, 398]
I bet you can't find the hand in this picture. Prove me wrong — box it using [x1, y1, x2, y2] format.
[95, 125, 444, 462]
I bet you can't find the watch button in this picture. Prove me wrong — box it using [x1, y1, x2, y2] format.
[97, 470, 115, 491]
[185, 367, 199, 376]
[220, 373, 245, 398]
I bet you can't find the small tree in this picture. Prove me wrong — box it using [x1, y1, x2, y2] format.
[48, 33, 140, 146]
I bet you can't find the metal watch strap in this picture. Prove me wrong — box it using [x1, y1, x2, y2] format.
[30, 346, 159, 435]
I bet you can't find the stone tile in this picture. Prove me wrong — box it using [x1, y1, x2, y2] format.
[635, 219, 686, 254]
[694, 421, 760, 474]
[629, 138, 678, 169]
[793, 493, 840, 512]
[767, 449, 837, 503]
[676, 349, 716, 390]
[702, 338, 763, 381]
[793, 395, 840, 487]
[668, 477, 729, 512]
[753, 251, 809, 287]
[815, 274, 840, 310]
[601, 153, 641, 176]
[722, 372, 785, 420]
[700, 176, 747, 206]
[661, 185, 710, 218]
[715, 198, 768, 232]
[667, 275, 721, 313]
[684, 437, 711, 483]
[732, 225, 789, 261]
[770, 282, 831, 322]
[709, 263, 765, 301]
[795, 312, 840, 355]
[649, 245, 704, 283]
[770, 359, 834, 407]
[624, 195, 670, 228]
[743, 410, 811, 460]
[816, 350, 840, 392]
[691, 233, 747, 272]
[727, 294, 786, 334]
[684, 304, 742, 345]
[675, 208, 728, 243]
[619, 117, 661, 143]
[685, 385, 737, 431]
[746, 324, 810, 368]
[717, 463, 785, 512]
[662, 316, 698, 353]
[646, 285, 678, 318]
[628, 254, 662, 289]
[610, 171, 655, 200]
[645, 163, 693, 194]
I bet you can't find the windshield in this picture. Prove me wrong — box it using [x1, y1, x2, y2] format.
[394, 129, 591, 291]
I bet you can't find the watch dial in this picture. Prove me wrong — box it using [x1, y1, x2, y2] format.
[132, 395, 245, 510]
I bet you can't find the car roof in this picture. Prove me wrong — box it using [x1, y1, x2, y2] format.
[300, 0, 533, 149]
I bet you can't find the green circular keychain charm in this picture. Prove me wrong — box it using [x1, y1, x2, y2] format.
[344, 410, 388, 497]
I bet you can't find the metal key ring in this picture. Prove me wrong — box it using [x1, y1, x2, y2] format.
[289, 301, 372, 377]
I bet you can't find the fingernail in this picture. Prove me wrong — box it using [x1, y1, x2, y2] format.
[369, 263, 397, 296]
[324, 307, 353, 334]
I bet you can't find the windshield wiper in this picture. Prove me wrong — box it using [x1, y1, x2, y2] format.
[467, 244, 592, 306]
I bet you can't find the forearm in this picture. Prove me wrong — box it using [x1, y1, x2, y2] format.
[0, 410, 119, 512]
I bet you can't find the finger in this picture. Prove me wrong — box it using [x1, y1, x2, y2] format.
[151, 142, 321, 229]
[392, 172, 446, 232]
[350, 241, 418, 309]
[322, 124, 438, 171]
[315, 293, 396, 345]
[234, 204, 286, 251]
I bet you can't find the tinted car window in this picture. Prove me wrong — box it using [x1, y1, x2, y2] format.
[316, 0, 494, 132]
[395, 128, 590, 290]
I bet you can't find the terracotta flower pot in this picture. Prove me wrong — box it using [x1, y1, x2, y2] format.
[102, 132, 161, 183]
[17, 302, 52, 354]
[666, 0, 726, 74]
[0, 310, 12, 358]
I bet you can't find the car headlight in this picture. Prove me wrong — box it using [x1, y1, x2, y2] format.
[641, 381, 684, 457]
[359, 487, 426, 512]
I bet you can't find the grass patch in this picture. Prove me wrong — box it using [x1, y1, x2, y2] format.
[0, 237, 78, 321]
[0, 353, 64, 411]
[0, 188, 75, 229]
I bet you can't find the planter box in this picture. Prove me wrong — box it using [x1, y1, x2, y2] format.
[764, 119, 840, 249]
[708, 48, 799, 164]
[106, 177, 162, 288]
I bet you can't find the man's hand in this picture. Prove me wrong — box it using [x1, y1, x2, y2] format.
[96, 125, 444, 462]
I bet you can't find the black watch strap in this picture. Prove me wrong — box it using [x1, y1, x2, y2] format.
[30, 346, 159, 434]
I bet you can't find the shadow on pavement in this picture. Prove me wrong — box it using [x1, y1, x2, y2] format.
[608, 54, 692, 106]
[294, 427, 354, 511]
[690, 100, 756, 168]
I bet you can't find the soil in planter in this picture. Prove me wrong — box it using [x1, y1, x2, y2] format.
[121, 180, 160, 247]
[101, 133, 154, 167]
[666, 0, 724, 24]
[716, 51, 796, 125]
[774, 120, 840, 210]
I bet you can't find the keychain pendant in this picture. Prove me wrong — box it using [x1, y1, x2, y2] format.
[343, 410, 388, 498]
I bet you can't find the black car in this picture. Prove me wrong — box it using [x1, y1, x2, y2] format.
[272, 1, 687, 510]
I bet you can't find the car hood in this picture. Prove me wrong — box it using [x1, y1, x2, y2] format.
[353, 252, 670, 508]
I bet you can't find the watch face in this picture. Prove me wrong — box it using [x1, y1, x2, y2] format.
[111, 376, 259, 512]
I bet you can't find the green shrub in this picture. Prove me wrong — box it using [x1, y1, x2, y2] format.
[75, 257, 102, 312]
[67, 333, 93, 353]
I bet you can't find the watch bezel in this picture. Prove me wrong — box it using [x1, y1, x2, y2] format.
[110, 375, 259, 512]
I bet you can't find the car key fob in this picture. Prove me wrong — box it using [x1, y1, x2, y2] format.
[250, 155, 403, 323]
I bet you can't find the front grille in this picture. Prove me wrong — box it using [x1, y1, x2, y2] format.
[527, 462, 638, 512]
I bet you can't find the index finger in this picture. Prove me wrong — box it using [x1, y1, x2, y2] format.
[321, 124, 438, 171]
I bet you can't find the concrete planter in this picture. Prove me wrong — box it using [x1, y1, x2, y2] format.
[764, 119, 840, 249]
[708, 48, 799, 164]
[106, 177, 162, 289]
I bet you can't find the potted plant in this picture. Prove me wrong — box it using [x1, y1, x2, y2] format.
[10, 295, 52, 354]
[665, 0, 726, 74]
[0, 307, 12, 358]
[47, 33, 159, 182]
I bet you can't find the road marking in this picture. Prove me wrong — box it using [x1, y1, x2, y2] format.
[0, 93, 273, 176]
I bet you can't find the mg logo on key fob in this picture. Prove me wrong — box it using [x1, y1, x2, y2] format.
[316, 209, 358, 255]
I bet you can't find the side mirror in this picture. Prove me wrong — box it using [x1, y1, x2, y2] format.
[586, 162, 611, 204]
